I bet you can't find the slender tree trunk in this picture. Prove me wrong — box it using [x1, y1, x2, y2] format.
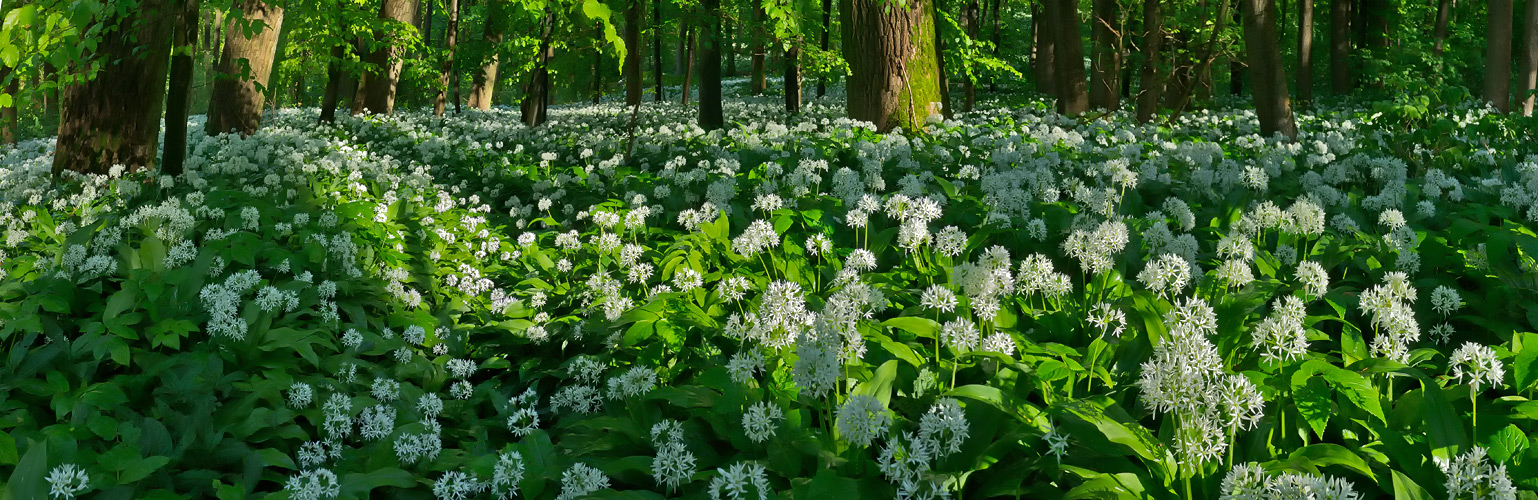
[654, 0, 665, 101]
[681, 25, 696, 104]
[206, 0, 285, 135]
[819, 0, 834, 97]
[1242, 0, 1297, 138]
[436, 0, 461, 116]
[1136, 0, 1162, 122]
[469, 0, 507, 109]
[1329, 0, 1349, 93]
[594, 28, 605, 105]
[934, 0, 952, 117]
[53, 0, 177, 174]
[1287, 0, 1307, 103]
[0, 65, 16, 146]
[841, 0, 944, 131]
[1520, 0, 1538, 116]
[751, 5, 767, 95]
[990, 0, 1002, 91]
[626, 0, 644, 104]
[701, 0, 724, 128]
[1432, 0, 1451, 55]
[785, 45, 803, 112]
[1049, 0, 1090, 115]
[1089, 0, 1123, 110]
[1169, 0, 1230, 120]
[727, 21, 737, 76]
[421, 0, 433, 42]
[162, 0, 201, 174]
[320, 45, 345, 123]
[1485, 0, 1514, 112]
[523, 7, 556, 125]
[1035, 2, 1056, 95]
[964, 0, 981, 111]
[359, 0, 417, 115]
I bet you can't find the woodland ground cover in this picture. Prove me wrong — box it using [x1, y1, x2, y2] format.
[1, 90, 1537, 500]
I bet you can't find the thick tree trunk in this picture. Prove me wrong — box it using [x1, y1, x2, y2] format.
[1432, 0, 1451, 55]
[819, 0, 834, 97]
[53, 0, 177, 174]
[359, 0, 417, 115]
[1089, 0, 1123, 110]
[1486, 0, 1514, 112]
[963, 0, 980, 112]
[701, 0, 724, 128]
[523, 8, 556, 125]
[1135, 0, 1163, 122]
[1297, 0, 1312, 102]
[841, 0, 944, 132]
[654, 0, 665, 101]
[1329, 0, 1349, 93]
[436, 0, 461, 116]
[1034, 2, 1056, 95]
[1242, 0, 1297, 139]
[681, 25, 696, 105]
[751, 5, 767, 95]
[1520, 0, 1538, 116]
[785, 45, 803, 112]
[1049, 0, 1091, 115]
[469, 0, 508, 109]
[206, 0, 285, 136]
[163, 0, 201, 175]
[320, 45, 345, 123]
[626, 0, 644, 105]
[935, 0, 952, 118]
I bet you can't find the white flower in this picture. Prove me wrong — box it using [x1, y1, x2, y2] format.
[1431, 285, 1462, 317]
[1443, 447, 1517, 500]
[433, 471, 485, 500]
[288, 382, 314, 408]
[918, 398, 969, 456]
[941, 317, 979, 351]
[742, 402, 783, 443]
[46, 464, 90, 500]
[1450, 342, 1505, 392]
[920, 285, 958, 313]
[837, 395, 892, 448]
[285, 468, 340, 500]
[708, 462, 772, 500]
[557, 463, 610, 500]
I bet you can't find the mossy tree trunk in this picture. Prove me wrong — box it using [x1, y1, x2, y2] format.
[206, 0, 285, 135]
[841, 0, 943, 132]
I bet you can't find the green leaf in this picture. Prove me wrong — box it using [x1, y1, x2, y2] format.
[1421, 384, 1466, 463]
[1284, 444, 1375, 481]
[1513, 332, 1538, 391]
[339, 468, 417, 497]
[1486, 424, 1529, 465]
[882, 316, 939, 339]
[854, 360, 900, 408]
[1391, 469, 1433, 500]
[4, 440, 46, 500]
[1293, 377, 1332, 439]
[0, 433, 15, 465]
[1063, 471, 1147, 499]
[794, 468, 859, 498]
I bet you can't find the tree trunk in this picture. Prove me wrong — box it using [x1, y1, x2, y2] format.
[0, 65, 16, 146]
[523, 8, 556, 125]
[1049, 0, 1090, 115]
[990, 0, 1002, 91]
[320, 45, 345, 123]
[626, 0, 644, 105]
[841, 0, 944, 132]
[654, 0, 665, 101]
[1486, 0, 1514, 112]
[359, 0, 417, 115]
[701, 0, 724, 128]
[818, 0, 834, 97]
[1089, 0, 1123, 110]
[1520, 0, 1538, 116]
[469, 0, 507, 109]
[727, 21, 737, 76]
[1296, 0, 1312, 102]
[785, 45, 803, 112]
[963, 0, 980, 112]
[1329, 0, 1349, 93]
[1034, 2, 1056, 95]
[1168, 0, 1230, 120]
[53, 0, 177, 174]
[206, 0, 285, 136]
[1230, 0, 1244, 96]
[1432, 0, 1451, 55]
[163, 0, 201, 175]
[1136, 0, 1162, 122]
[935, 0, 952, 118]
[681, 25, 696, 104]
[436, 0, 461, 116]
[751, 5, 767, 95]
[421, 0, 433, 43]
[1242, 0, 1297, 138]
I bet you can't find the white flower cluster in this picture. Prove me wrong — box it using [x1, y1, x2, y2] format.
[1219, 462, 1360, 500]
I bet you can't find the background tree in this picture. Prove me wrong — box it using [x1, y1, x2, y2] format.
[1135, 0, 1163, 122]
[434, 0, 461, 116]
[207, 0, 285, 135]
[1483, 0, 1512, 112]
[1241, 0, 1295, 138]
[841, 0, 943, 131]
[1047, 0, 1089, 115]
[1521, 0, 1538, 116]
[358, 0, 418, 115]
[163, 0, 202, 175]
[1329, 0, 1347, 93]
[1089, 0, 1122, 110]
[1296, 0, 1311, 104]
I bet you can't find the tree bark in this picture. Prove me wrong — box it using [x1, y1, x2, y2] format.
[0, 65, 17, 146]
[1486, 0, 1514, 112]
[727, 21, 737, 76]
[358, 0, 417, 115]
[626, 0, 644, 105]
[436, 0, 461, 116]
[819, 0, 834, 97]
[1230, 0, 1243, 96]
[1089, 0, 1123, 110]
[1049, 0, 1090, 115]
[1034, 2, 1056, 95]
[785, 45, 803, 112]
[206, 0, 285, 136]
[654, 0, 665, 101]
[963, 0, 981, 112]
[1168, 0, 1230, 120]
[751, 5, 767, 95]
[681, 25, 696, 105]
[1136, 0, 1163, 122]
[1297, 0, 1312, 102]
[469, 0, 508, 109]
[523, 7, 556, 125]
[320, 45, 346, 123]
[1242, 0, 1297, 139]
[1329, 0, 1349, 93]
[163, 0, 201, 175]
[1520, 0, 1538, 116]
[935, 0, 952, 118]
[841, 0, 944, 132]
[1432, 0, 1451, 55]
[701, 0, 724, 128]
[990, 0, 1001, 92]
[53, 0, 177, 174]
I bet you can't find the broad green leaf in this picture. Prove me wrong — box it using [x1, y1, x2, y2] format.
[4, 440, 46, 500]
[1293, 377, 1332, 439]
[853, 360, 899, 408]
[882, 316, 940, 339]
[1391, 469, 1433, 500]
[1486, 424, 1528, 465]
